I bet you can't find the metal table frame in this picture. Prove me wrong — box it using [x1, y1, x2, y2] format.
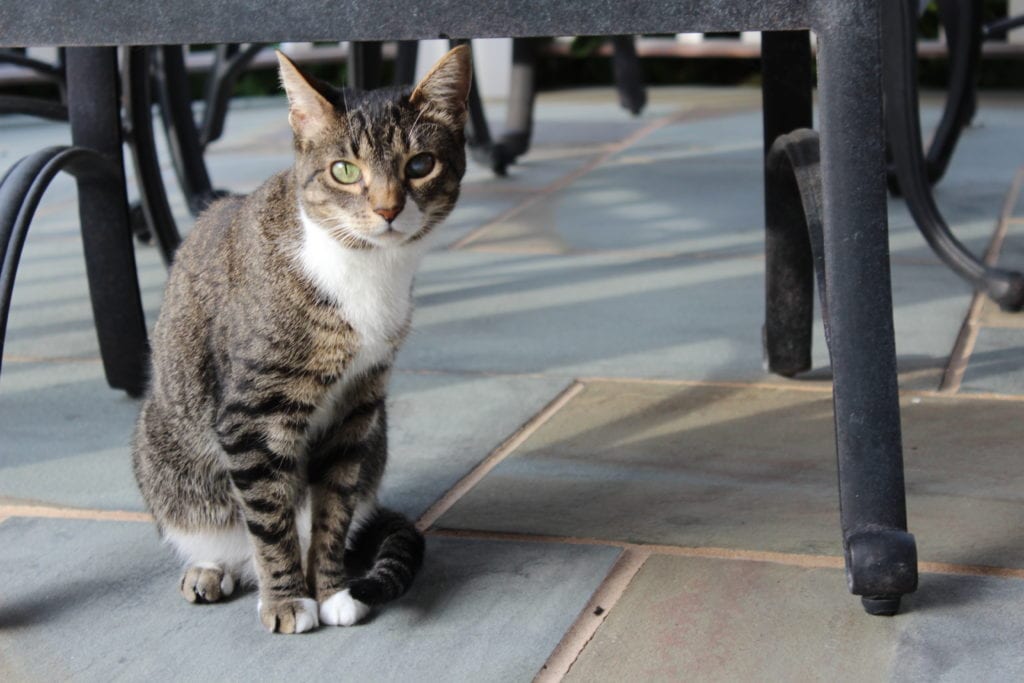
[0, 0, 920, 615]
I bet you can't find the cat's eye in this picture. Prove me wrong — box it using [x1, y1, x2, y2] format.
[405, 153, 436, 179]
[330, 161, 362, 184]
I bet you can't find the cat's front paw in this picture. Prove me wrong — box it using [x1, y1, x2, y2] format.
[180, 564, 234, 604]
[319, 589, 371, 627]
[257, 597, 319, 634]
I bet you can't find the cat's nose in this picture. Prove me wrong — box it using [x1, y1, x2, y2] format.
[374, 206, 402, 223]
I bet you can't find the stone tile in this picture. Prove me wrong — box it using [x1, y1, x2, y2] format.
[465, 145, 766, 256]
[960, 327, 1024, 395]
[566, 554, 1024, 682]
[439, 381, 1024, 568]
[0, 359, 568, 519]
[978, 298, 1024, 329]
[379, 372, 574, 519]
[0, 517, 618, 682]
[407, 249, 970, 389]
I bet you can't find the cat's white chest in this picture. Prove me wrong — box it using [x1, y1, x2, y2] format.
[297, 212, 425, 429]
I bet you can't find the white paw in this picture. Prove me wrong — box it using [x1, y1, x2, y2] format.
[196, 561, 235, 597]
[257, 597, 319, 634]
[319, 589, 371, 627]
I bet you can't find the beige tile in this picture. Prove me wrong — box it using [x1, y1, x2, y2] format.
[440, 381, 1024, 568]
[566, 554, 1024, 681]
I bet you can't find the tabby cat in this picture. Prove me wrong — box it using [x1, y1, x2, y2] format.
[132, 46, 471, 634]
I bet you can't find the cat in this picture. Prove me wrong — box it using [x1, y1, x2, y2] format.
[131, 45, 471, 634]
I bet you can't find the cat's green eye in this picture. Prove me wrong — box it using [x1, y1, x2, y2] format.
[405, 153, 436, 180]
[330, 161, 362, 184]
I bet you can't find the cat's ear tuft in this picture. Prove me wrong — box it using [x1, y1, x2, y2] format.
[409, 45, 472, 126]
[276, 50, 333, 140]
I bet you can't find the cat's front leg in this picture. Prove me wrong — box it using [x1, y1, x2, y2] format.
[217, 409, 318, 634]
[306, 401, 386, 626]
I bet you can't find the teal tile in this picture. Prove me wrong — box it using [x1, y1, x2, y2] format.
[407, 249, 970, 387]
[0, 517, 618, 682]
[0, 359, 568, 520]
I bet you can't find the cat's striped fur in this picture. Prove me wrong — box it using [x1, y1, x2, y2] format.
[132, 47, 470, 634]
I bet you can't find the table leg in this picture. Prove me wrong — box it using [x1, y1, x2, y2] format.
[65, 47, 149, 397]
[814, 2, 918, 615]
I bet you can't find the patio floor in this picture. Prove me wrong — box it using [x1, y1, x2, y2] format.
[1, 85, 1023, 681]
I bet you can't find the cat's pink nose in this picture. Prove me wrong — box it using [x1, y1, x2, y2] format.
[375, 207, 401, 223]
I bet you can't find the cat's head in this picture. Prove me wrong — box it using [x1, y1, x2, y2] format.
[277, 46, 471, 249]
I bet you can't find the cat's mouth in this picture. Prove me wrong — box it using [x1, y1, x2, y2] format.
[362, 225, 411, 246]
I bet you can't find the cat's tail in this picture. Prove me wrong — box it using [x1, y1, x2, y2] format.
[344, 506, 425, 605]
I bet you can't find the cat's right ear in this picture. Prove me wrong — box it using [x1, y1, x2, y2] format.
[276, 50, 333, 141]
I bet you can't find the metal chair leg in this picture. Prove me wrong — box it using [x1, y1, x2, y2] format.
[495, 37, 542, 164]
[925, 0, 983, 185]
[814, 7, 919, 615]
[348, 41, 383, 90]
[884, 0, 1024, 311]
[155, 45, 218, 215]
[611, 36, 646, 116]
[762, 30, 815, 378]
[66, 47, 150, 397]
[394, 40, 418, 85]
[198, 43, 263, 149]
[123, 46, 181, 264]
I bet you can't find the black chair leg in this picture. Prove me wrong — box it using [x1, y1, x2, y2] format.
[495, 38, 542, 164]
[66, 47, 150, 397]
[348, 41, 383, 90]
[394, 41, 418, 86]
[198, 43, 263, 149]
[761, 30, 815, 378]
[123, 46, 181, 265]
[156, 45, 218, 215]
[815, 13, 919, 615]
[883, 0, 1024, 311]
[926, 0, 983, 185]
[611, 36, 647, 116]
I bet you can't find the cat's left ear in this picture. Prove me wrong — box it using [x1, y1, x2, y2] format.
[410, 45, 472, 126]
[276, 50, 334, 141]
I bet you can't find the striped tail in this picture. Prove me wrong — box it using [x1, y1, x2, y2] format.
[344, 507, 425, 605]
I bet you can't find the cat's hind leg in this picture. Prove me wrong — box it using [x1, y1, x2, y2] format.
[163, 524, 253, 604]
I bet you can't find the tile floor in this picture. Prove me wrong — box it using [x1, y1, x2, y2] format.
[1, 85, 1023, 681]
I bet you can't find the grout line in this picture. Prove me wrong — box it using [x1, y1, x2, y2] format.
[913, 388, 1024, 402]
[2, 354, 103, 364]
[0, 504, 153, 523]
[534, 548, 650, 683]
[430, 527, 1024, 581]
[577, 375, 834, 394]
[448, 105, 754, 251]
[415, 380, 586, 532]
[938, 168, 1023, 394]
[393, 369, 1024, 402]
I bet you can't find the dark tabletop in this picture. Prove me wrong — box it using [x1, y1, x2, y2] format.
[0, 0, 808, 47]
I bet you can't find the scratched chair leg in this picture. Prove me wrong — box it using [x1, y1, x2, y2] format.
[761, 30, 815, 377]
[65, 47, 149, 397]
[815, 10, 918, 615]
